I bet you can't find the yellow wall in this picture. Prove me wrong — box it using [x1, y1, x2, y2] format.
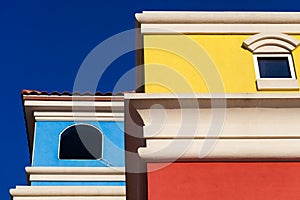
[143, 35, 300, 93]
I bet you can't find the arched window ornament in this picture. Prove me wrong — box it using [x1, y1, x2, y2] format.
[59, 124, 103, 160]
[243, 33, 300, 53]
[243, 33, 300, 90]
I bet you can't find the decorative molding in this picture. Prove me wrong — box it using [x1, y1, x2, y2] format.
[29, 174, 125, 182]
[34, 111, 124, 121]
[26, 167, 125, 174]
[125, 93, 300, 162]
[124, 93, 300, 108]
[34, 117, 124, 121]
[136, 11, 300, 24]
[140, 24, 300, 34]
[26, 167, 126, 182]
[140, 107, 300, 139]
[13, 197, 125, 200]
[34, 112, 124, 118]
[256, 79, 299, 90]
[24, 100, 124, 108]
[138, 139, 300, 162]
[34, 111, 124, 122]
[243, 33, 300, 53]
[10, 186, 126, 197]
[137, 12, 300, 34]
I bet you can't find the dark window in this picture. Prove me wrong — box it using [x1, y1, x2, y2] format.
[257, 57, 292, 78]
[59, 124, 102, 160]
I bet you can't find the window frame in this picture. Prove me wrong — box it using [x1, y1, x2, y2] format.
[252, 54, 299, 91]
[253, 54, 296, 80]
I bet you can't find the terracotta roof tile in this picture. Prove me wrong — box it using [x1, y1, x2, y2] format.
[22, 89, 125, 96]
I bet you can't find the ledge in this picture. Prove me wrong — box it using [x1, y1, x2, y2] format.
[136, 11, 300, 24]
[26, 167, 126, 182]
[10, 186, 126, 197]
[138, 139, 300, 162]
[256, 79, 300, 91]
[125, 92, 300, 99]
[125, 93, 300, 108]
[125, 93, 300, 162]
[26, 167, 125, 174]
[140, 24, 300, 34]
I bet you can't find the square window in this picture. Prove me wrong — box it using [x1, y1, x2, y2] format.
[253, 54, 299, 90]
[258, 57, 291, 78]
[254, 54, 296, 79]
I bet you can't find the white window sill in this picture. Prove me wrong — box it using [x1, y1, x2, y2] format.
[256, 79, 299, 91]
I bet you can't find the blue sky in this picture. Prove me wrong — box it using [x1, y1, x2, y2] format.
[1, 0, 300, 199]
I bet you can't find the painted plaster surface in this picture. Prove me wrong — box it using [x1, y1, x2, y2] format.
[32, 121, 125, 167]
[148, 162, 300, 200]
[144, 35, 300, 93]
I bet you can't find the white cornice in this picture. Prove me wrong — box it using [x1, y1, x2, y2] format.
[137, 12, 300, 34]
[125, 92, 300, 99]
[25, 167, 126, 186]
[140, 108, 300, 139]
[33, 111, 124, 122]
[29, 174, 125, 182]
[138, 139, 300, 162]
[136, 11, 300, 24]
[26, 167, 125, 174]
[140, 24, 300, 34]
[126, 93, 300, 162]
[10, 186, 126, 197]
[24, 100, 124, 108]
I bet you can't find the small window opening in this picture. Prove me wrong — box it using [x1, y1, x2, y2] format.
[258, 57, 291, 78]
[59, 124, 102, 160]
[254, 54, 296, 79]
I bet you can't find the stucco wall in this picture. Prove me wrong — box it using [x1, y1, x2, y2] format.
[144, 34, 300, 93]
[32, 121, 125, 167]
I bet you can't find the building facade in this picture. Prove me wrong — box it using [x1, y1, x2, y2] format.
[125, 11, 300, 200]
[10, 91, 126, 199]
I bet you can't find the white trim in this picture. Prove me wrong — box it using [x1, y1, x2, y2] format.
[34, 111, 124, 122]
[10, 186, 126, 197]
[252, 54, 299, 90]
[24, 101, 124, 108]
[141, 24, 300, 34]
[31, 124, 37, 165]
[34, 117, 124, 122]
[124, 92, 300, 100]
[26, 167, 125, 174]
[29, 174, 125, 182]
[136, 11, 300, 24]
[138, 139, 300, 161]
[253, 54, 296, 79]
[243, 33, 300, 53]
[246, 40, 294, 53]
[140, 107, 300, 139]
[126, 93, 300, 162]
[13, 197, 126, 200]
[34, 112, 124, 117]
[256, 79, 299, 90]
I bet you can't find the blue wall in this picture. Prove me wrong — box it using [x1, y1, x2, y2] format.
[32, 121, 125, 167]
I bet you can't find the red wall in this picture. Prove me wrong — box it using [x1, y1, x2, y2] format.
[148, 162, 300, 200]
